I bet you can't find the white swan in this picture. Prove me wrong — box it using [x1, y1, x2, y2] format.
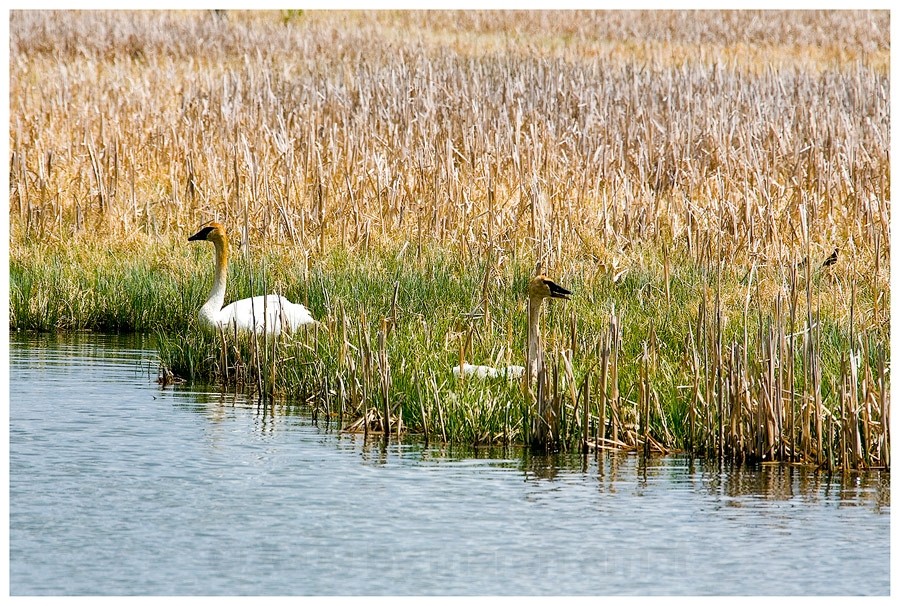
[453, 272, 571, 380]
[452, 363, 526, 380]
[188, 221, 317, 335]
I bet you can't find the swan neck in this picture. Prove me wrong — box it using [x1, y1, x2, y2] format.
[206, 234, 228, 314]
[527, 295, 543, 374]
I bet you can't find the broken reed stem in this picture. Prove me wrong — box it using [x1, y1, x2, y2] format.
[581, 362, 591, 454]
[378, 319, 390, 437]
[597, 334, 609, 452]
[608, 306, 620, 447]
[640, 341, 651, 457]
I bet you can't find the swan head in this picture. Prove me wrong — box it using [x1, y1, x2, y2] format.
[528, 275, 571, 301]
[188, 221, 227, 244]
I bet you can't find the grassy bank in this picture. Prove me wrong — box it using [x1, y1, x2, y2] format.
[9, 10, 890, 469]
[10, 234, 890, 468]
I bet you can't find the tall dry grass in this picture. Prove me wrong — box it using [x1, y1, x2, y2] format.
[10, 11, 889, 265]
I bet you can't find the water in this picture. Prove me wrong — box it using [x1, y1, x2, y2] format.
[8, 333, 890, 595]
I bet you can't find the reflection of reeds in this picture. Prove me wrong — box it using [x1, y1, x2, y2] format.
[9, 11, 889, 470]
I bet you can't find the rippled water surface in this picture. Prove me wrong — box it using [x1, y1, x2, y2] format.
[8, 333, 890, 595]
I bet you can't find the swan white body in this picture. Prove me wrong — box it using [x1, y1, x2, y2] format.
[452, 363, 526, 380]
[189, 222, 317, 336]
[200, 294, 316, 335]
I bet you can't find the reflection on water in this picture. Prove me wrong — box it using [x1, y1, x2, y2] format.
[522, 450, 889, 508]
[8, 333, 890, 596]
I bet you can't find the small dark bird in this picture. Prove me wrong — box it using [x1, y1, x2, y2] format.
[822, 248, 839, 268]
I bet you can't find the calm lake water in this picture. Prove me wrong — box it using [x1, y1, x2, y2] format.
[8, 333, 890, 595]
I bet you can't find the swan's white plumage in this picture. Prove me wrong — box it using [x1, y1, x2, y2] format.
[205, 294, 317, 335]
[452, 363, 525, 379]
[190, 221, 317, 336]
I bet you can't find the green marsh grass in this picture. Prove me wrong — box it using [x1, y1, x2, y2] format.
[14, 233, 885, 467]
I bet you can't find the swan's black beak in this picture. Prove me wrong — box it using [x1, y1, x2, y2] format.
[545, 279, 572, 300]
[188, 226, 214, 241]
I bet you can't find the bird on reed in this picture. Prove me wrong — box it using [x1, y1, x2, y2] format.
[794, 246, 839, 276]
[453, 268, 571, 380]
[821, 247, 839, 268]
[188, 221, 317, 335]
